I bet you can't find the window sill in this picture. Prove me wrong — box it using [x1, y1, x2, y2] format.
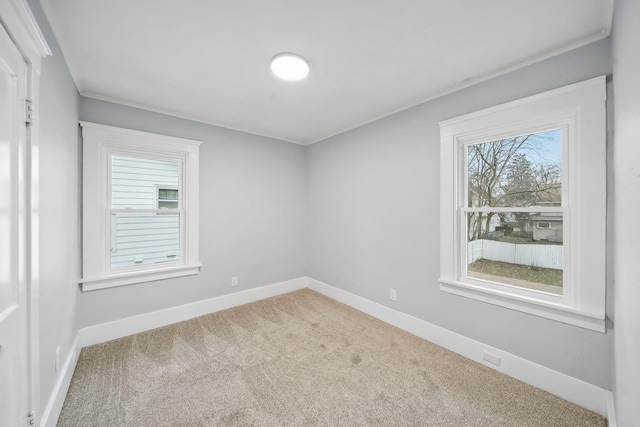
[80, 263, 202, 292]
[439, 278, 605, 332]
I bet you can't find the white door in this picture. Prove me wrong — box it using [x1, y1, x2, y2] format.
[0, 20, 29, 427]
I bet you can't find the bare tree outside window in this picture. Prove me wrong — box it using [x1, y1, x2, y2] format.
[465, 129, 563, 294]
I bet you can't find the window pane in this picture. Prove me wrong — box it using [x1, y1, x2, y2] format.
[110, 212, 180, 269]
[158, 188, 178, 201]
[158, 200, 179, 209]
[466, 211, 563, 295]
[112, 156, 179, 209]
[467, 129, 562, 208]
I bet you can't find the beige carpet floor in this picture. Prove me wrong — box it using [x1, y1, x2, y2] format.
[57, 289, 606, 426]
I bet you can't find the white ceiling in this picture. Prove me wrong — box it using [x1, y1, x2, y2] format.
[42, 0, 613, 145]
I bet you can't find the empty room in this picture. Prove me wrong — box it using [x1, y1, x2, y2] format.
[0, 0, 638, 426]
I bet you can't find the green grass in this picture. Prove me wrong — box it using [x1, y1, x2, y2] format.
[468, 258, 563, 287]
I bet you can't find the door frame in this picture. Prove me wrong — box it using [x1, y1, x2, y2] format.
[0, 0, 50, 423]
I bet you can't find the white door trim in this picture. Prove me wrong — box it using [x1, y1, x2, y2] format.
[0, 0, 50, 424]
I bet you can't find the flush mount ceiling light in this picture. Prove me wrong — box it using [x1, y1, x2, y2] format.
[270, 53, 309, 81]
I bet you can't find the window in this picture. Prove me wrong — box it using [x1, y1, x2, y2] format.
[157, 187, 179, 210]
[439, 76, 606, 332]
[81, 122, 201, 291]
[110, 156, 180, 269]
[464, 129, 565, 296]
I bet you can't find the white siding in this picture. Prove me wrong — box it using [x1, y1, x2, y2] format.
[112, 156, 178, 209]
[110, 156, 180, 269]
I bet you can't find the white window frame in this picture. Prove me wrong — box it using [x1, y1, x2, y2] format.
[80, 122, 202, 291]
[439, 76, 606, 332]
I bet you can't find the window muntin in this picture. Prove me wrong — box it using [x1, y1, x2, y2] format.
[463, 129, 564, 296]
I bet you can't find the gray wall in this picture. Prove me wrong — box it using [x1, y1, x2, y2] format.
[27, 0, 81, 417]
[611, 0, 640, 423]
[78, 98, 307, 327]
[307, 38, 613, 389]
[28, 0, 628, 419]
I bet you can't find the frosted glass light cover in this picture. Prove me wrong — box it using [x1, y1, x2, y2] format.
[271, 53, 309, 81]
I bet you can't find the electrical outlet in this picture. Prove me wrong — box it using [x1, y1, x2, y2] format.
[231, 276, 238, 287]
[389, 288, 397, 301]
[55, 346, 61, 372]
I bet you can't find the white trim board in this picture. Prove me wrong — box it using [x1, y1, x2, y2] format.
[77, 277, 307, 348]
[606, 391, 617, 427]
[306, 277, 610, 417]
[44, 276, 611, 425]
[42, 277, 308, 427]
[40, 335, 80, 427]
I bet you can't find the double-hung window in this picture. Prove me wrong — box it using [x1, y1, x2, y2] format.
[81, 122, 201, 291]
[439, 76, 606, 332]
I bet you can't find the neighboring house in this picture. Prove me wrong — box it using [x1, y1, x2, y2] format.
[531, 183, 563, 242]
[111, 156, 180, 269]
[530, 213, 563, 242]
[488, 214, 501, 233]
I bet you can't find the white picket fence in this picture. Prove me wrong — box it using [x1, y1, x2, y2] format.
[467, 239, 563, 270]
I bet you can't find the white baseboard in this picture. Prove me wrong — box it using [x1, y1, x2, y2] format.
[43, 276, 611, 426]
[40, 335, 81, 427]
[606, 391, 617, 427]
[44, 277, 307, 427]
[77, 277, 307, 348]
[306, 277, 609, 417]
